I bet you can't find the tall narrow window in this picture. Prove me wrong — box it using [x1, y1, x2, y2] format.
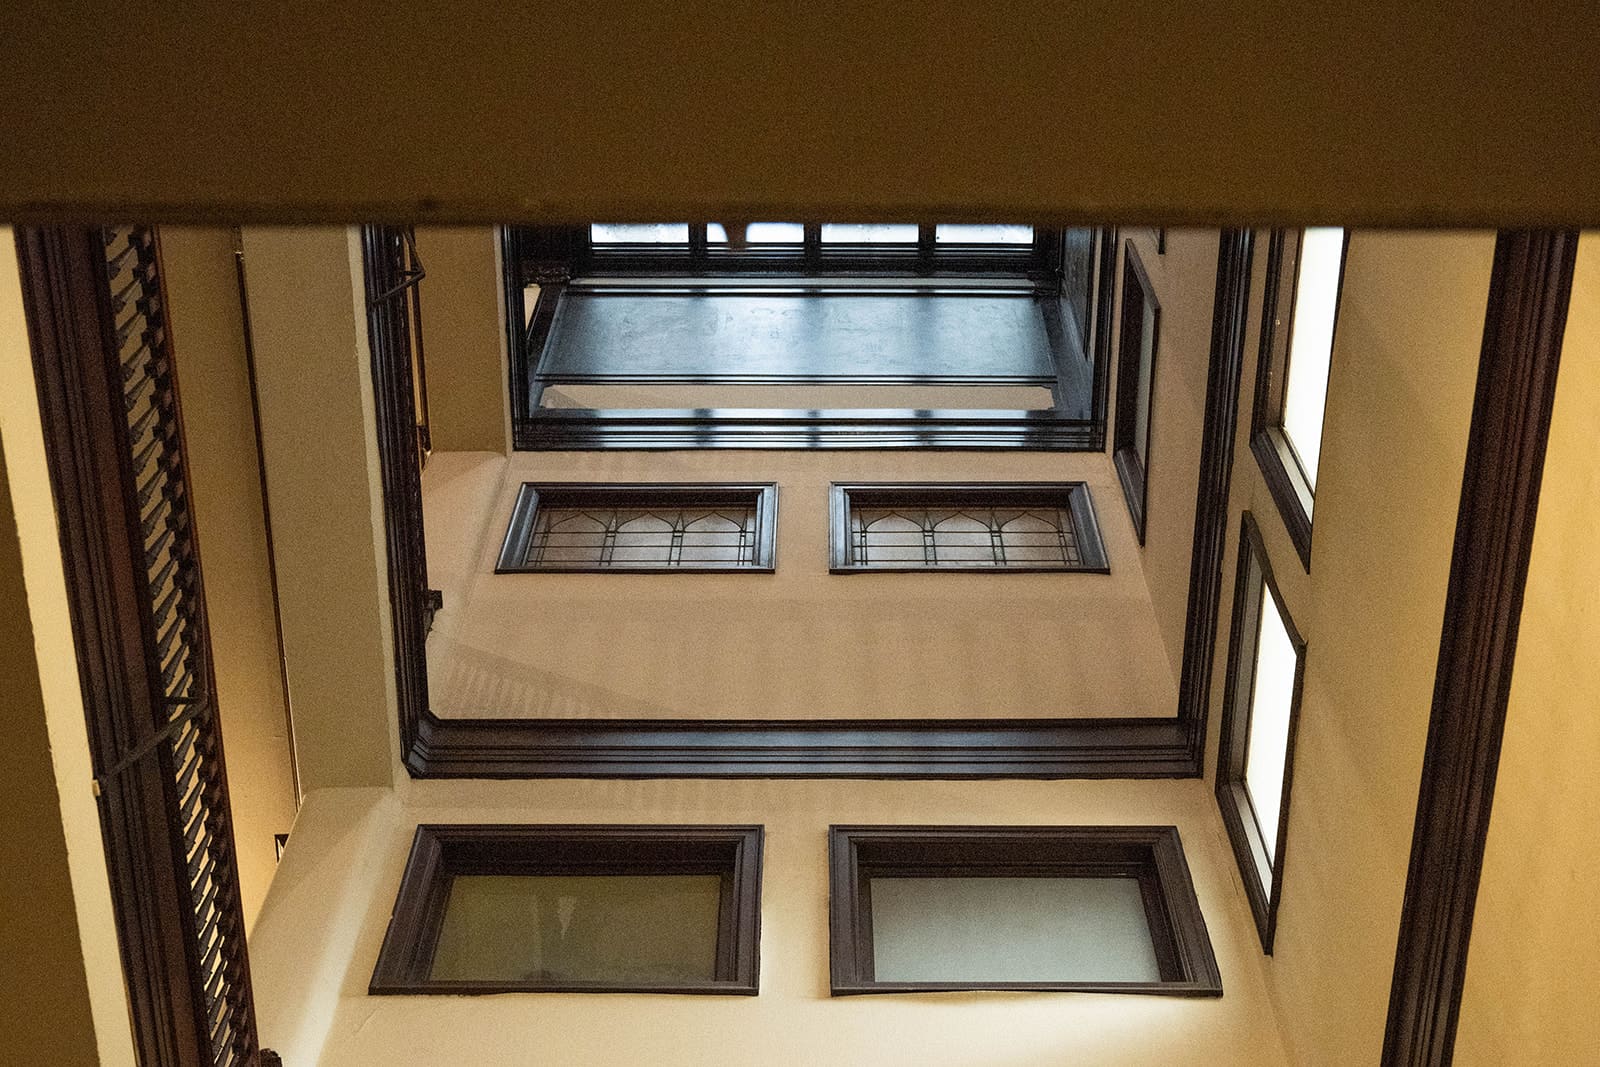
[1216, 513, 1307, 952]
[1113, 241, 1159, 543]
[1251, 227, 1348, 569]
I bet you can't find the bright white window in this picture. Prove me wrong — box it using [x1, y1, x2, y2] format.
[1243, 584, 1298, 861]
[1280, 227, 1344, 494]
[819, 223, 919, 244]
[934, 224, 1034, 244]
[589, 223, 689, 244]
[707, 222, 804, 244]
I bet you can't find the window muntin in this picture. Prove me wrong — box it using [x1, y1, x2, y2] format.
[829, 483, 1109, 573]
[1112, 240, 1160, 543]
[828, 826, 1222, 995]
[1280, 226, 1344, 490]
[1216, 512, 1307, 952]
[496, 483, 778, 573]
[370, 825, 763, 995]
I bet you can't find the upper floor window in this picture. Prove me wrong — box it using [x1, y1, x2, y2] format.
[1252, 227, 1348, 569]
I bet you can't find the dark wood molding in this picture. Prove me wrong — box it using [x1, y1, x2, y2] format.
[1174, 229, 1256, 758]
[17, 226, 261, 1065]
[405, 716, 1194, 779]
[1214, 512, 1307, 953]
[827, 482, 1110, 574]
[1249, 429, 1314, 569]
[1380, 230, 1578, 1067]
[827, 825, 1222, 996]
[494, 482, 779, 574]
[1112, 239, 1160, 543]
[370, 824, 763, 995]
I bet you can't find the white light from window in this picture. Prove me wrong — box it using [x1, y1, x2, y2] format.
[1282, 227, 1344, 494]
[707, 222, 804, 244]
[935, 224, 1034, 244]
[1244, 585, 1297, 862]
[590, 223, 689, 244]
[820, 223, 919, 244]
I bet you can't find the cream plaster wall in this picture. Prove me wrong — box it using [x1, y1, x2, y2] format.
[423, 448, 1178, 719]
[0, 229, 137, 1064]
[1453, 232, 1600, 1065]
[1206, 231, 1495, 1065]
[1105, 229, 1219, 682]
[160, 227, 299, 926]
[412, 227, 511, 454]
[252, 778, 1291, 1067]
[240, 227, 398, 791]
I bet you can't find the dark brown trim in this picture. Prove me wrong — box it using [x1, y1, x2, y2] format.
[827, 825, 1222, 995]
[370, 824, 763, 995]
[1214, 512, 1306, 953]
[1112, 239, 1160, 543]
[827, 482, 1110, 573]
[494, 482, 778, 573]
[1380, 230, 1578, 1067]
[1175, 229, 1256, 758]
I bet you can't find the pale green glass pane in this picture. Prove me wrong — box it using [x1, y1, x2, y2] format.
[429, 874, 722, 983]
[590, 223, 689, 244]
[934, 224, 1034, 244]
[1244, 587, 1298, 862]
[869, 876, 1162, 983]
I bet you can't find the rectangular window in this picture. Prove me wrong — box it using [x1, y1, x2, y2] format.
[370, 825, 763, 994]
[828, 826, 1222, 995]
[495, 483, 778, 573]
[1251, 227, 1348, 569]
[828, 483, 1109, 573]
[1216, 512, 1307, 952]
[1113, 240, 1160, 543]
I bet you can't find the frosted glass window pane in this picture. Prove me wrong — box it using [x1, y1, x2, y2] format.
[590, 223, 690, 244]
[869, 876, 1161, 983]
[821, 223, 919, 244]
[430, 874, 722, 983]
[1133, 300, 1157, 465]
[1282, 227, 1343, 492]
[708, 222, 804, 244]
[1245, 587, 1298, 861]
[935, 224, 1034, 244]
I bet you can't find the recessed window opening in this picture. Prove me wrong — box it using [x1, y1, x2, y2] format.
[829, 483, 1109, 573]
[828, 826, 1222, 995]
[370, 825, 763, 995]
[496, 483, 778, 573]
[1113, 240, 1160, 542]
[1216, 512, 1307, 952]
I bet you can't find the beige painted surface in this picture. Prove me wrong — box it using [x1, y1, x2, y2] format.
[1207, 231, 1495, 1064]
[160, 227, 298, 926]
[422, 449, 1178, 719]
[1454, 232, 1600, 1065]
[1106, 229, 1219, 681]
[0, 230, 137, 1063]
[4, 4, 1599, 224]
[252, 778, 1291, 1066]
[241, 227, 397, 790]
[412, 227, 511, 453]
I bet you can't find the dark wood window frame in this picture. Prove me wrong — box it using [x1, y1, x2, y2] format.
[1113, 239, 1160, 544]
[375, 230, 1259, 777]
[495, 482, 778, 574]
[370, 824, 764, 995]
[1249, 228, 1350, 571]
[827, 482, 1109, 574]
[1215, 511, 1306, 953]
[827, 825, 1222, 996]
